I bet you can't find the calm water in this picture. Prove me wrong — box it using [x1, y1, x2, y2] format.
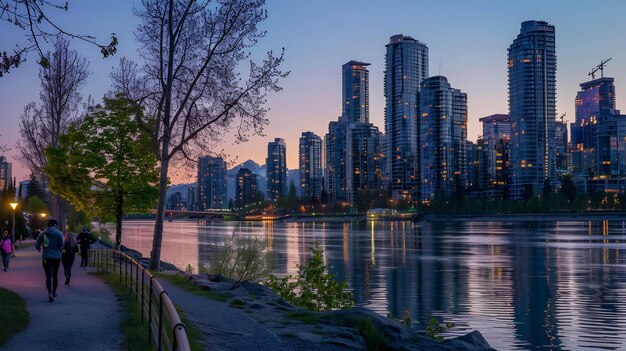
[122, 219, 626, 350]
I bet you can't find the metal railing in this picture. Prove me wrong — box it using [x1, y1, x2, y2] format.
[90, 249, 191, 351]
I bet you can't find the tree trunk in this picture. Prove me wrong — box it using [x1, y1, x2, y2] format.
[115, 192, 123, 251]
[149, 154, 169, 270]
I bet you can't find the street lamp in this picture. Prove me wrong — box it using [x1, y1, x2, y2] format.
[9, 202, 18, 243]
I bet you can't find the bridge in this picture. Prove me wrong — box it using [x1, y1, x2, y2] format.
[149, 209, 234, 216]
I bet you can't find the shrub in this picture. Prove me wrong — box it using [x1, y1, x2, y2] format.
[207, 233, 268, 284]
[266, 244, 353, 311]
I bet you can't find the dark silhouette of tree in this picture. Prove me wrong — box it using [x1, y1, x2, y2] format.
[112, 0, 287, 270]
[559, 175, 577, 203]
[0, 0, 117, 76]
[542, 178, 552, 199]
[523, 184, 534, 202]
[16, 37, 88, 229]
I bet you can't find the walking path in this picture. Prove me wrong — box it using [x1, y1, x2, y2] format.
[0, 241, 123, 350]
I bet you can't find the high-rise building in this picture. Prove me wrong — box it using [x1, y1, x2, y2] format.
[266, 138, 287, 202]
[187, 186, 198, 211]
[299, 131, 323, 202]
[325, 121, 348, 202]
[345, 123, 385, 204]
[342, 60, 370, 124]
[508, 20, 557, 199]
[197, 156, 227, 210]
[0, 156, 11, 190]
[419, 76, 467, 202]
[235, 168, 259, 208]
[555, 120, 569, 176]
[480, 114, 511, 141]
[479, 114, 512, 195]
[385, 34, 429, 201]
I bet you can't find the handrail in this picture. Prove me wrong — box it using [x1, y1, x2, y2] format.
[91, 249, 191, 351]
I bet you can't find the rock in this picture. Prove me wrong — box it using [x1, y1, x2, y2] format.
[443, 330, 496, 351]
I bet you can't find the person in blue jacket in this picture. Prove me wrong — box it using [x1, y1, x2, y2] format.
[35, 219, 65, 302]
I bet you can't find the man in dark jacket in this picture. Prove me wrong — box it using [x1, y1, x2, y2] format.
[76, 228, 97, 268]
[35, 219, 65, 302]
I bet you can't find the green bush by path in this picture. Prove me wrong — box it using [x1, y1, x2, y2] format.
[0, 288, 30, 346]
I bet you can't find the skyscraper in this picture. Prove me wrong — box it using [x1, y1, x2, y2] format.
[508, 20, 557, 199]
[345, 123, 385, 204]
[342, 60, 370, 124]
[235, 168, 259, 208]
[0, 156, 11, 190]
[419, 76, 467, 202]
[299, 131, 323, 202]
[266, 138, 287, 202]
[385, 34, 429, 201]
[479, 114, 512, 195]
[197, 156, 227, 210]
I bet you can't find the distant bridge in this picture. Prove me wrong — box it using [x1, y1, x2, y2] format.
[149, 209, 234, 216]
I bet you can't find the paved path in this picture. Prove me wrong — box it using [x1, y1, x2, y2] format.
[0, 241, 123, 350]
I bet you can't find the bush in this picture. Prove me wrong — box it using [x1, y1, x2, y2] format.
[265, 244, 353, 311]
[207, 233, 268, 284]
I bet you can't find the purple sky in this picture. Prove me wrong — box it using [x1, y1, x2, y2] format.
[1, 0, 626, 184]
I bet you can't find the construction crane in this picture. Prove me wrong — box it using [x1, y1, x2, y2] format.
[559, 113, 566, 123]
[588, 58, 612, 79]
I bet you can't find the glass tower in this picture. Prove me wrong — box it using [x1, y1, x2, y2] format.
[342, 60, 370, 124]
[419, 76, 467, 202]
[197, 156, 227, 210]
[508, 20, 557, 199]
[384, 34, 429, 202]
[299, 131, 323, 202]
[266, 138, 287, 202]
[0, 156, 11, 191]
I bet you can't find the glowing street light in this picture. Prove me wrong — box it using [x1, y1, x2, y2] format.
[9, 202, 18, 243]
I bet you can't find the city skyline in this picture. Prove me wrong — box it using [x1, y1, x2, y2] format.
[2, 1, 626, 183]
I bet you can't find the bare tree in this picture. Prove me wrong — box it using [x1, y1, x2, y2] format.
[16, 37, 89, 226]
[0, 0, 116, 76]
[113, 0, 287, 270]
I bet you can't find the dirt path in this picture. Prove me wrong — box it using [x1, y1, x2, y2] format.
[0, 241, 123, 350]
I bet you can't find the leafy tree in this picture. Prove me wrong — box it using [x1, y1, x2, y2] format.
[0, 0, 117, 76]
[542, 178, 552, 199]
[26, 174, 47, 203]
[266, 244, 353, 311]
[523, 184, 534, 202]
[112, 0, 288, 270]
[559, 175, 577, 203]
[45, 96, 159, 250]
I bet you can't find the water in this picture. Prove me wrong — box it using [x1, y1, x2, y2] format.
[122, 219, 626, 350]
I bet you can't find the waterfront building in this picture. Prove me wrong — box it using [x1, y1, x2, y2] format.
[299, 131, 323, 202]
[419, 76, 467, 202]
[342, 60, 370, 124]
[385, 34, 429, 202]
[479, 114, 512, 195]
[555, 120, 569, 176]
[235, 168, 259, 208]
[0, 156, 11, 190]
[508, 20, 557, 199]
[187, 185, 198, 211]
[266, 138, 287, 202]
[166, 191, 185, 210]
[197, 156, 227, 210]
[345, 123, 385, 204]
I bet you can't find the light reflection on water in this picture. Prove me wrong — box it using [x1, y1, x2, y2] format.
[122, 219, 626, 350]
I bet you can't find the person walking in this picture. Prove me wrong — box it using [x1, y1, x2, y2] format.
[76, 228, 97, 268]
[61, 232, 79, 286]
[35, 219, 65, 302]
[0, 229, 15, 272]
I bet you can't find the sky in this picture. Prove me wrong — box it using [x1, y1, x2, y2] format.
[1, 0, 626, 184]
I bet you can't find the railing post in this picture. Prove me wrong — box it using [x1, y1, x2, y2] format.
[172, 323, 187, 351]
[125, 256, 128, 289]
[119, 252, 122, 282]
[135, 264, 139, 302]
[159, 290, 168, 351]
[148, 276, 155, 345]
[141, 269, 145, 324]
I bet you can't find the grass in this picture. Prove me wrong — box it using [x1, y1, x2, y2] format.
[95, 272, 205, 351]
[353, 319, 389, 351]
[94, 272, 152, 351]
[228, 298, 246, 309]
[154, 273, 228, 302]
[0, 288, 29, 346]
[284, 311, 322, 324]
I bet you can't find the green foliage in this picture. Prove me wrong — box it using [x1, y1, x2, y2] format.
[425, 316, 455, 342]
[185, 264, 195, 274]
[0, 288, 30, 346]
[45, 96, 159, 249]
[207, 233, 268, 284]
[354, 319, 389, 351]
[266, 244, 354, 311]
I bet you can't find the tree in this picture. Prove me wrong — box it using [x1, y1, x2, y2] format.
[559, 175, 577, 203]
[112, 0, 287, 270]
[0, 0, 117, 76]
[523, 184, 534, 202]
[45, 96, 159, 250]
[542, 178, 552, 199]
[26, 173, 47, 202]
[16, 37, 89, 228]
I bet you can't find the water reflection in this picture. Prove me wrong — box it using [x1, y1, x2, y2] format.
[122, 219, 626, 350]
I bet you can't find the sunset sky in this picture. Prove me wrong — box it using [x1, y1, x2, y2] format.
[1, 0, 626, 184]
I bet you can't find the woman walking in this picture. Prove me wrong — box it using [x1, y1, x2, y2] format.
[0, 229, 15, 272]
[61, 232, 79, 286]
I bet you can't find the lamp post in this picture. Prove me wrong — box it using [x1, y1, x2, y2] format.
[9, 202, 18, 243]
